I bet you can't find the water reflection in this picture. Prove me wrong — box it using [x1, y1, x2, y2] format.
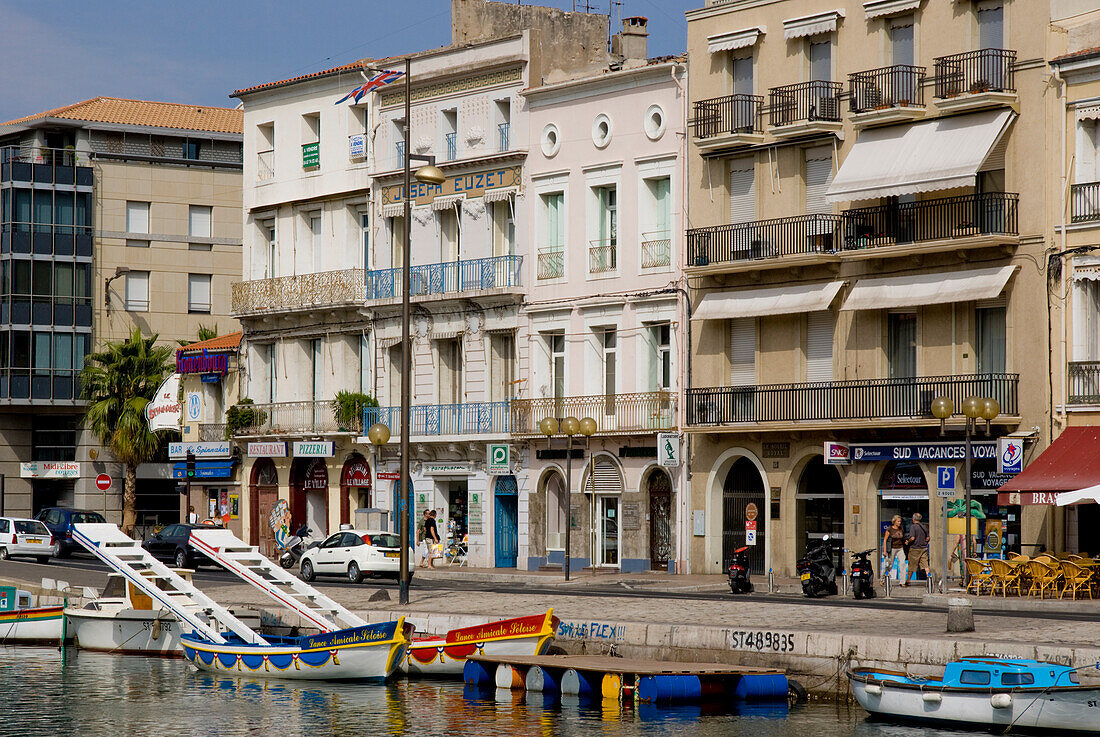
[1, 646, 975, 737]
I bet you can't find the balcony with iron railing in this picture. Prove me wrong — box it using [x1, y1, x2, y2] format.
[1, 146, 94, 186]
[395, 140, 406, 169]
[768, 81, 843, 137]
[687, 193, 1019, 273]
[687, 373, 1018, 428]
[256, 150, 274, 182]
[498, 122, 510, 152]
[511, 392, 676, 436]
[365, 401, 510, 437]
[232, 400, 341, 436]
[444, 132, 457, 161]
[848, 65, 927, 127]
[537, 247, 564, 280]
[641, 231, 671, 269]
[1071, 182, 1100, 224]
[1068, 362, 1100, 405]
[691, 94, 764, 151]
[231, 255, 523, 315]
[933, 48, 1017, 113]
[199, 423, 228, 441]
[589, 238, 618, 274]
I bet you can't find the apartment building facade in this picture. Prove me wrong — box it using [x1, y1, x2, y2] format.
[0, 98, 242, 524]
[515, 21, 689, 573]
[230, 0, 609, 565]
[684, 0, 1062, 576]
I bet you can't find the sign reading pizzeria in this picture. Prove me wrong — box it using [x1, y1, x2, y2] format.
[380, 166, 520, 207]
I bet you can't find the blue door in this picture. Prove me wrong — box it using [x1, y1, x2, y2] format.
[391, 480, 414, 544]
[494, 475, 518, 568]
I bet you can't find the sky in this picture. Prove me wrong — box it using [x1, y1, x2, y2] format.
[0, 0, 695, 122]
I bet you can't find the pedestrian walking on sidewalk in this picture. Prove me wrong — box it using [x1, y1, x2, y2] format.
[883, 515, 907, 584]
[425, 510, 441, 568]
[416, 509, 430, 568]
[905, 512, 930, 587]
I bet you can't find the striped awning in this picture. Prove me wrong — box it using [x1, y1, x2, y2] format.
[431, 194, 465, 211]
[381, 203, 405, 218]
[707, 26, 765, 54]
[862, 0, 921, 20]
[784, 9, 844, 40]
[483, 186, 518, 203]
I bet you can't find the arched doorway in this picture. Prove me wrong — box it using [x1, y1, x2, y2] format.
[795, 456, 844, 558]
[543, 469, 567, 554]
[583, 455, 624, 568]
[291, 458, 329, 537]
[722, 457, 766, 574]
[339, 454, 371, 526]
[645, 469, 673, 570]
[248, 459, 279, 556]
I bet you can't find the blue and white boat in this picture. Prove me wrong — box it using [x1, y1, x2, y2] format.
[849, 656, 1100, 734]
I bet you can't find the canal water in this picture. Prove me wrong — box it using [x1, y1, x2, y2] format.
[2, 646, 977, 737]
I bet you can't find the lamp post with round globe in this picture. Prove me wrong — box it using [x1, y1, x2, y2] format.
[541, 414, 596, 581]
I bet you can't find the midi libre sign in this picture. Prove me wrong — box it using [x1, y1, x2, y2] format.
[380, 166, 520, 207]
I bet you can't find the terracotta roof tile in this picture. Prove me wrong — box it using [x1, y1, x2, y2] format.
[1051, 47, 1100, 65]
[3, 97, 242, 134]
[176, 331, 243, 355]
[232, 59, 376, 97]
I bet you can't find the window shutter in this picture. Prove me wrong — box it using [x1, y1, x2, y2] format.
[806, 311, 835, 382]
[126, 202, 149, 234]
[188, 274, 211, 312]
[729, 318, 756, 386]
[586, 456, 624, 495]
[728, 158, 755, 224]
[804, 146, 834, 215]
[189, 206, 212, 238]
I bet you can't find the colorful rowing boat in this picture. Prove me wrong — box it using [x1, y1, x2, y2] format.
[405, 610, 558, 676]
[0, 586, 63, 644]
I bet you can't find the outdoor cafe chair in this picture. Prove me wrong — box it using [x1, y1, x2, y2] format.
[1059, 560, 1094, 600]
[988, 558, 1023, 597]
[964, 558, 993, 595]
[1025, 560, 1061, 599]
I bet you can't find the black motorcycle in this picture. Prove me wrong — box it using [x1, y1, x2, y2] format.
[278, 524, 318, 569]
[727, 546, 754, 594]
[796, 535, 839, 598]
[849, 548, 877, 600]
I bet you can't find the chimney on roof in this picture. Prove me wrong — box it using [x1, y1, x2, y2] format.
[611, 16, 648, 69]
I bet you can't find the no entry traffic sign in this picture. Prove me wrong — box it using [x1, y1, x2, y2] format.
[95, 474, 112, 492]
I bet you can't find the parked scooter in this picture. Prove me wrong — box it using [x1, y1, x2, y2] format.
[796, 535, 839, 598]
[727, 546, 754, 594]
[278, 524, 318, 569]
[848, 548, 877, 600]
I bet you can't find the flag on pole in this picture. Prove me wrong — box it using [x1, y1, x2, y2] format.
[335, 70, 405, 104]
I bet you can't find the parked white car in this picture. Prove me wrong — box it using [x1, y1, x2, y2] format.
[299, 529, 414, 584]
[0, 517, 53, 563]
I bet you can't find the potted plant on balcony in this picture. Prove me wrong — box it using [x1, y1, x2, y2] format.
[333, 391, 378, 433]
[969, 79, 990, 94]
[226, 398, 267, 438]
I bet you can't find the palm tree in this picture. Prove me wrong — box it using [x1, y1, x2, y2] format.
[81, 328, 174, 534]
[177, 323, 219, 347]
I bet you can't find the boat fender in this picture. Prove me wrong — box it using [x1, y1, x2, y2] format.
[922, 692, 942, 704]
[990, 693, 1013, 709]
[152, 618, 162, 641]
[865, 683, 883, 696]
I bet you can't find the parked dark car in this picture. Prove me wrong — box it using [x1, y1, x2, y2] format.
[35, 508, 107, 557]
[142, 523, 219, 569]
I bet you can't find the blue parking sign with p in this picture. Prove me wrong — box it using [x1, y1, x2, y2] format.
[937, 466, 956, 491]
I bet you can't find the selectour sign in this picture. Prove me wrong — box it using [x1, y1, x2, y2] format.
[380, 166, 521, 207]
[851, 441, 998, 462]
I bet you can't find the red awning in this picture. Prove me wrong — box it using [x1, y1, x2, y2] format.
[996, 426, 1100, 505]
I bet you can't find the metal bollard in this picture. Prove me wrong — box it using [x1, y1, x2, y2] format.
[927, 575, 935, 594]
[842, 570, 848, 596]
[884, 574, 892, 598]
[768, 568, 775, 593]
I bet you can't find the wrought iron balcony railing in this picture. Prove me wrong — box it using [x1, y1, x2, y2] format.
[199, 423, 228, 441]
[1068, 361, 1100, 404]
[641, 231, 671, 268]
[691, 94, 763, 139]
[1071, 182, 1100, 224]
[364, 401, 510, 436]
[511, 391, 676, 436]
[687, 214, 844, 267]
[687, 373, 1018, 426]
[768, 81, 842, 127]
[232, 400, 340, 436]
[849, 65, 926, 113]
[537, 248, 564, 279]
[934, 48, 1016, 98]
[256, 150, 274, 181]
[445, 132, 457, 161]
[841, 192, 1018, 249]
[231, 255, 523, 314]
[498, 122, 510, 152]
[589, 239, 617, 274]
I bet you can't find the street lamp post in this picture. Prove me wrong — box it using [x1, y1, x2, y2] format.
[540, 415, 596, 581]
[932, 394, 1000, 590]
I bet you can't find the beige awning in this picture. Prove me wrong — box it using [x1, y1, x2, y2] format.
[431, 194, 465, 211]
[1076, 104, 1100, 122]
[826, 109, 1015, 202]
[694, 281, 844, 320]
[381, 203, 405, 218]
[483, 186, 518, 203]
[708, 26, 766, 53]
[783, 9, 844, 40]
[841, 265, 1016, 311]
[862, 0, 921, 20]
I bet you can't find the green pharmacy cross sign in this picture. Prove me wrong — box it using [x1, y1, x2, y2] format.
[302, 142, 320, 169]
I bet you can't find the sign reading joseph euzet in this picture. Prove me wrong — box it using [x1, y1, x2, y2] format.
[380, 166, 520, 207]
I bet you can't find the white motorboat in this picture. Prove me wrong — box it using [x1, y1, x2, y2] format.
[849, 656, 1100, 734]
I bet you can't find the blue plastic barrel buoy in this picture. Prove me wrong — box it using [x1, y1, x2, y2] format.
[526, 665, 561, 693]
[637, 675, 703, 703]
[561, 668, 595, 696]
[733, 674, 788, 701]
[463, 659, 493, 686]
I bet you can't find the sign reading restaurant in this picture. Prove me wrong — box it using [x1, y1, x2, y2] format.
[380, 166, 520, 207]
